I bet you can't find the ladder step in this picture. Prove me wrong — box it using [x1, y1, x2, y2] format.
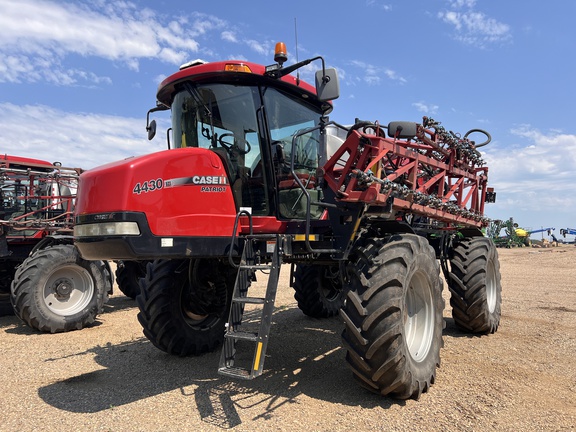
[218, 366, 254, 380]
[232, 296, 265, 304]
[225, 330, 259, 342]
[219, 231, 281, 381]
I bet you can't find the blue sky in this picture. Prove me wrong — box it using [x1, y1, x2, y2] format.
[1, 0, 575, 237]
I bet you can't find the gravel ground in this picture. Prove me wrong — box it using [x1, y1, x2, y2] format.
[1, 245, 575, 431]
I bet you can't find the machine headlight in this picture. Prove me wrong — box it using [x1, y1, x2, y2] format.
[74, 222, 140, 237]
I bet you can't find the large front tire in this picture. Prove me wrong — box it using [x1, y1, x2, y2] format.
[341, 234, 444, 400]
[293, 264, 347, 318]
[10, 245, 110, 333]
[448, 237, 502, 334]
[136, 259, 235, 356]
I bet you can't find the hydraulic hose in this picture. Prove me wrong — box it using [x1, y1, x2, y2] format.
[464, 128, 492, 148]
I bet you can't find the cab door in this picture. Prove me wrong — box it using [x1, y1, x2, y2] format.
[261, 87, 324, 220]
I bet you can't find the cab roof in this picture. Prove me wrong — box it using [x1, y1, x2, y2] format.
[156, 60, 322, 109]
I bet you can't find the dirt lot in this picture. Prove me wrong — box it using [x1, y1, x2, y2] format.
[1, 246, 575, 431]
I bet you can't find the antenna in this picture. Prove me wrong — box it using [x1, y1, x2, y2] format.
[294, 18, 300, 84]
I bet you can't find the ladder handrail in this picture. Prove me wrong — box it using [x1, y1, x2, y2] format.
[228, 209, 253, 268]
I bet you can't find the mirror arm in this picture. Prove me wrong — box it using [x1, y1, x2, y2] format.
[146, 104, 169, 141]
[146, 105, 166, 129]
[268, 56, 324, 79]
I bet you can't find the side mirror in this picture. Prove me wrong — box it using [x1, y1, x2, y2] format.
[271, 141, 286, 174]
[387, 121, 418, 139]
[147, 119, 157, 141]
[271, 141, 286, 167]
[146, 104, 169, 141]
[315, 68, 340, 102]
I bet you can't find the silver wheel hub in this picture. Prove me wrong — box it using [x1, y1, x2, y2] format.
[54, 279, 73, 298]
[404, 271, 435, 363]
[43, 264, 95, 316]
[486, 259, 497, 313]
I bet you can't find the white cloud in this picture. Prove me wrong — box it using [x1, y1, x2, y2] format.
[0, 0, 227, 84]
[245, 40, 271, 56]
[0, 53, 114, 86]
[412, 101, 439, 115]
[349, 60, 406, 86]
[448, 0, 477, 9]
[482, 126, 576, 212]
[366, 0, 392, 11]
[438, 1, 511, 47]
[221, 31, 239, 43]
[0, 102, 166, 169]
[384, 69, 407, 84]
[187, 13, 226, 37]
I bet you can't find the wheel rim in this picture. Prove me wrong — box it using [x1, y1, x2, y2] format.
[321, 267, 341, 302]
[180, 272, 226, 330]
[43, 264, 94, 316]
[182, 303, 222, 330]
[183, 309, 221, 329]
[404, 271, 435, 362]
[486, 258, 497, 313]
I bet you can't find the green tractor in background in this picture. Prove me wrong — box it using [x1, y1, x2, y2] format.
[488, 218, 554, 248]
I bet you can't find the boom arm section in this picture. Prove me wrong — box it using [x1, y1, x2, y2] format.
[321, 118, 492, 229]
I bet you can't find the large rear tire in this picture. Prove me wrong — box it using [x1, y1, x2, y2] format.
[115, 260, 148, 299]
[448, 237, 502, 334]
[341, 234, 444, 399]
[293, 264, 347, 318]
[136, 259, 235, 356]
[10, 244, 110, 333]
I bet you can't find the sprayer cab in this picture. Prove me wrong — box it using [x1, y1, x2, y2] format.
[74, 44, 340, 260]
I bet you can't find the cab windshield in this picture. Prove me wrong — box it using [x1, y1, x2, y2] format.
[170, 82, 323, 219]
[172, 84, 260, 164]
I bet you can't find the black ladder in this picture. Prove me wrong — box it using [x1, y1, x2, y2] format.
[218, 234, 281, 379]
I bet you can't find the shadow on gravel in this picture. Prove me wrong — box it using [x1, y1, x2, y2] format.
[1, 295, 136, 335]
[443, 317, 478, 338]
[102, 294, 137, 313]
[442, 317, 495, 339]
[4, 317, 110, 334]
[37, 307, 399, 426]
[0, 314, 19, 330]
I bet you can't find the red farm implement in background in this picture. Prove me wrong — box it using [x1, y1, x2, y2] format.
[0, 155, 112, 332]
